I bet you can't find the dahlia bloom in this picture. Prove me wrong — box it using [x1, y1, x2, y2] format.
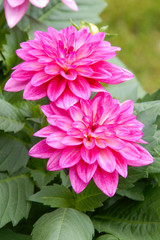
[4, 26, 134, 109]
[4, 0, 78, 28]
[29, 92, 153, 197]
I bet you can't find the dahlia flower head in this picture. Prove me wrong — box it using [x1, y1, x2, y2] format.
[29, 92, 153, 197]
[4, 0, 78, 28]
[4, 26, 134, 109]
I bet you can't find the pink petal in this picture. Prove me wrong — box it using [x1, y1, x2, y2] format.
[76, 66, 93, 77]
[29, 139, 54, 158]
[7, 0, 25, 7]
[76, 161, 98, 183]
[87, 79, 106, 93]
[4, 78, 28, 92]
[95, 139, 107, 149]
[44, 64, 61, 75]
[115, 153, 128, 178]
[29, 0, 49, 8]
[81, 145, 98, 164]
[47, 150, 64, 171]
[93, 167, 119, 197]
[34, 126, 58, 137]
[61, 136, 83, 146]
[83, 137, 95, 150]
[20, 61, 43, 71]
[46, 131, 66, 149]
[120, 100, 134, 115]
[80, 99, 92, 117]
[40, 105, 54, 117]
[68, 76, 91, 100]
[59, 146, 81, 168]
[118, 142, 140, 160]
[60, 69, 77, 81]
[105, 138, 125, 150]
[69, 166, 87, 194]
[31, 71, 53, 86]
[127, 144, 154, 167]
[47, 77, 66, 101]
[97, 148, 116, 173]
[4, 0, 28, 28]
[47, 115, 72, 131]
[69, 105, 84, 121]
[55, 87, 79, 110]
[23, 81, 47, 100]
[61, 0, 78, 11]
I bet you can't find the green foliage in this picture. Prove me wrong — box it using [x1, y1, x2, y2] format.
[96, 234, 119, 240]
[93, 187, 160, 240]
[0, 173, 34, 227]
[2, 27, 27, 73]
[25, 0, 107, 38]
[29, 185, 75, 208]
[32, 208, 94, 240]
[30, 169, 58, 189]
[0, 134, 29, 174]
[0, 229, 31, 240]
[0, 98, 24, 133]
[73, 181, 108, 212]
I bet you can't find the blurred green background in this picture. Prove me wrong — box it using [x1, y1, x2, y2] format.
[101, 0, 160, 93]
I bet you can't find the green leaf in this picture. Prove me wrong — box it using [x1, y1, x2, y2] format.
[30, 169, 58, 189]
[74, 181, 108, 212]
[118, 166, 148, 189]
[29, 185, 74, 208]
[105, 57, 145, 102]
[32, 208, 94, 240]
[25, 0, 107, 38]
[60, 170, 71, 188]
[93, 187, 160, 240]
[0, 229, 31, 240]
[0, 134, 29, 174]
[138, 88, 160, 102]
[117, 182, 145, 201]
[2, 27, 27, 73]
[96, 234, 119, 240]
[0, 98, 24, 133]
[0, 173, 34, 227]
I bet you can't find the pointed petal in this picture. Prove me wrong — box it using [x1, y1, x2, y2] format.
[61, 136, 83, 146]
[97, 148, 116, 173]
[105, 138, 125, 150]
[60, 146, 81, 167]
[83, 137, 95, 150]
[4, 0, 28, 28]
[47, 77, 66, 101]
[31, 71, 52, 86]
[93, 167, 119, 197]
[118, 142, 140, 160]
[4, 78, 28, 92]
[47, 150, 63, 171]
[115, 153, 128, 178]
[81, 145, 98, 164]
[29, 139, 54, 158]
[69, 166, 87, 194]
[61, 0, 78, 11]
[46, 131, 66, 149]
[76, 65, 93, 77]
[30, 0, 49, 8]
[55, 87, 79, 110]
[23, 81, 47, 100]
[76, 161, 98, 183]
[69, 105, 84, 121]
[68, 76, 91, 100]
[47, 115, 72, 131]
[127, 144, 153, 167]
[34, 126, 58, 137]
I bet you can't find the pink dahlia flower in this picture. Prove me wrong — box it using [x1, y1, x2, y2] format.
[4, 26, 134, 109]
[4, 0, 78, 28]
[29, 92, 153, 197]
